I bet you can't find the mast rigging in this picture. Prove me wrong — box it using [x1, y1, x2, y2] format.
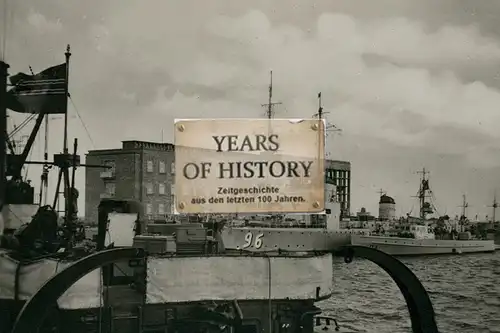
[261, 70, 281, 119]
[312, 92, 341, 133]
[488, 192, 498, 223]
[415, 168, 433, 220]
[459, 194, 468, 219]
[1, 45, 108, 252]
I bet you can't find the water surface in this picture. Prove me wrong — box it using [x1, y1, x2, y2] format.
[321, 251, 500, 332]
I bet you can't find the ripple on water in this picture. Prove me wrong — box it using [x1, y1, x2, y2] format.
[323, 252, 500, 333]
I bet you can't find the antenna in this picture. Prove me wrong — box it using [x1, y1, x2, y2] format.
[459, 194, 468, 218]
[416, 167, 429, 179]
[313, 92, 342, 159]
[312, 92, 342, 133]
[378, 188, 386, 197]
[261, 70, 282, 119]
[488, 191, 498, 223]
[318, 92, 324, 119]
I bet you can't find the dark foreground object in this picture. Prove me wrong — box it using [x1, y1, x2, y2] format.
[341, 245, 439, 333]
[8, 246, 439, 333]
[11, 248, 145, 333]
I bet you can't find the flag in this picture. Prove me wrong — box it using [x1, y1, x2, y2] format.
[6, 63, 67, 114]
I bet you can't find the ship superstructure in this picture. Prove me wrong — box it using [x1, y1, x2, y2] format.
[220, 82, 364, 254]
[351, 169, 496, 255]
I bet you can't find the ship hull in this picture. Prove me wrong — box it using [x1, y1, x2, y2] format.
[350, 235, 496, 256]
[220, 227, 363, 253]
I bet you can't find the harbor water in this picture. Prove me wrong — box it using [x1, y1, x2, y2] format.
[322, 251, 500, 333]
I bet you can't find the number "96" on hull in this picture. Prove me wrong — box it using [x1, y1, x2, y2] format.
[241, 232, 264, 250]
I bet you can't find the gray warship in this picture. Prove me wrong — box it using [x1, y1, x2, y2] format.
[351, 169, 496, 255]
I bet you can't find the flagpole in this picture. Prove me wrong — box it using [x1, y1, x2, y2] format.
[0, 61, 8, 210]
[63, 44, 71, 153]
[62, 45, 72, 238]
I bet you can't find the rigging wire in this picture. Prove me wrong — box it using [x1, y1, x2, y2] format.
[23, 139, 34, 180]
[8, 114, 37, 138]
[429, 190, 442, 217]
[69, 96, 95, 149]
[22, 116, 44, 181]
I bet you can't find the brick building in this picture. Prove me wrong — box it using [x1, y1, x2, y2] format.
[85, 141, 175, 223]
[85, 140, 352, 221]
[325, 160, 351, 218]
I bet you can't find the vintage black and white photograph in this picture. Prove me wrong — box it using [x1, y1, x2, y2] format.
[0, 1, 499, 332]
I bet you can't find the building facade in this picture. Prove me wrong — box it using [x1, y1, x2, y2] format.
[85, 141, 352, 222]
[325, 160, 351, 218]
[85, 141, 175, 223]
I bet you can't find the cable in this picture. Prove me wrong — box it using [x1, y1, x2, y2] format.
[69, 96, 95, 149]
[266, 254, 272, 333]
[98, 268, 103, 333]
[23, 141, 34, 180]
[9, 114, 37, 139]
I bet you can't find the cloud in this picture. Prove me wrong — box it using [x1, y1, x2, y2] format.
[363, 18, 500, 63]
[27, 10, 62, 34]
[6, 3, 500, 217]
[192, 12, 500, 165]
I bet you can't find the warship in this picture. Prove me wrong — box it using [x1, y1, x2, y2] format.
[0, 48, 440, 333]
[220, 80, 364, 255]
[351, 169, 496, 255]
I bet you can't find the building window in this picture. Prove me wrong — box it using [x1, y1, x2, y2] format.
[171, 161, 175, 175]
[103, 160, 116, 173]
[146, 203, 153, 215]
[159, 183, 165, 195]
[170, 184, 175, 196]
[146, 183, 153, 195]
[170, 195, 175, 213]
[146, 160, 153, 173]
[158, 203, 165, 215]
[159, 161, 166, 174]
[105, 182, 115, 196]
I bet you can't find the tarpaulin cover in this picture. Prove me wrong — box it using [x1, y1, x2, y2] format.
[2, 204, 39, 231]
[105, 212, 136, 247]
[146, 253, 333, 304]
[0, 251, 102, 309]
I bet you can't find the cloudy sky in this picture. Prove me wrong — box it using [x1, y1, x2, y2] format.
[2, 0, 500, 219]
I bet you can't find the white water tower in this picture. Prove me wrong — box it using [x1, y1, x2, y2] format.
[379, 194, 396, 221]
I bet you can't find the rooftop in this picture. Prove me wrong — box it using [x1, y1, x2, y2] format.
[87, 140, 174, 155]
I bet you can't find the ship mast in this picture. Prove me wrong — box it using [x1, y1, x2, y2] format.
[261, 70, 281, 119]
[313, 93, 342, 140]
[416, 168, 432, 219]
[317, 92, 324, 120]
[459, 194, 468, 219]
[0, 61, 8, 211]
[38, 115, 50, 206]
[488, 192, 498, 223]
